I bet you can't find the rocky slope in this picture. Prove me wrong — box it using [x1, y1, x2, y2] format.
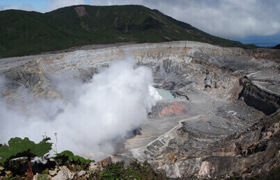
[0, 41, 280, 179]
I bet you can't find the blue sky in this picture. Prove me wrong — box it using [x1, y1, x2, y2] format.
[0, 0, 279, 47]
[232, 34, 280, 47]
[0, 0, 47, 11]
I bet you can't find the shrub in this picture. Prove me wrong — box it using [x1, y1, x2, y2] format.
[0, 137, 52, 179]
[92, 160, 167, 179]
[53, 150, 94, 167]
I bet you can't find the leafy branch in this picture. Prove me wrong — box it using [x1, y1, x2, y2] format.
[0, 137, 52, 179]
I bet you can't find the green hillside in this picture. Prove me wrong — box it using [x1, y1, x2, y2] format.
[0, 5, 245, 58]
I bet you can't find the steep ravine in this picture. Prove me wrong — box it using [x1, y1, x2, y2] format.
[0, 41, 280, 179]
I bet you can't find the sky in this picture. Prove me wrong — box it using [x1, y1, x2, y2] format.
[0, 0, 279, 47]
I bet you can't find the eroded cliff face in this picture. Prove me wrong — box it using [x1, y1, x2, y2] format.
[239, 77, 280, 115]
[0, 41, 279, 179]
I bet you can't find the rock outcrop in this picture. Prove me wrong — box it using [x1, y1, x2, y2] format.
[239, 76, 280, 115]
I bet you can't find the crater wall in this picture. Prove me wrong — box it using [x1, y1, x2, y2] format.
[1, 41, 280, 178]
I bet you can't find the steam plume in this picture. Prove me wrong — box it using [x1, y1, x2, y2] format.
[0, 57, 156, 159]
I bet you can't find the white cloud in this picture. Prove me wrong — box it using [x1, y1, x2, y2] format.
[47, 0, 86, 11]
[89, 0, 137, 6]
[0, 4, 34, 11]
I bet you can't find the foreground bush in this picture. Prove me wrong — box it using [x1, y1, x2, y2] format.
[0, 137, 52, 179]
[91, 160, 167, 180]
[0, 137, 167, 179]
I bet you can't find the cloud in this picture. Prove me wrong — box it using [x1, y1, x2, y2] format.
[89, 0, 280, 39]
[0, 57, 156, 160]
[0, 4, 34, 11]
[47, 0, 86, 11]
[89, 0, 141, 6]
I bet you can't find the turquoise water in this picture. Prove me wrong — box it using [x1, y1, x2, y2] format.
[156, 88, 174, 100]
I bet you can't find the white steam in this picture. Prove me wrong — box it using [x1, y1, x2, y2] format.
[149, 86, 162, 101]
[0, 58, 156, 159]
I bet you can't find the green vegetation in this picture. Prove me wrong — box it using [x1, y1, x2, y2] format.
[229, 166, 280, 180]
[37, 174, 51, 180]
[0, 137, 52, 179]
[0, 5, 248, 58]
[0, 137, 52, 164]
[53, 150, 94, 167]
[91, 160, 167, 179]
[0, 137, 166, 179]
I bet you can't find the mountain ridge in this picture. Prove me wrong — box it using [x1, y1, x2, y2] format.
[0, 5, 247, 58]
[274, 44, 280, 49]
